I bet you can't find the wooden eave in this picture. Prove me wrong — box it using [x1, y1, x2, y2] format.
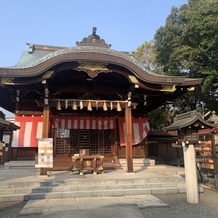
[0, 117, 20, 130]
[0, 28, 204, 114]
[179, 78, 203, 86]
[198, 128, 218, 135]
[163, 114, 215, 131]
[147, 130, 178, 143]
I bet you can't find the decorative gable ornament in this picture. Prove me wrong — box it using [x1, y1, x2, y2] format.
[76, 27, 111, 48]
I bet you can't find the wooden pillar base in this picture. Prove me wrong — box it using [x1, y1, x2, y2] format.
[40, 168, 47, 175]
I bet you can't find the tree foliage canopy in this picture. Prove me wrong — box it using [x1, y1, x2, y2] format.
[134, 0, 218, 129]
[154, 0, 218, 112]
[133, 40, 164, 74]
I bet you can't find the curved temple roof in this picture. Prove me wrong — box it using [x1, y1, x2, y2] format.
[0, 27, 202, 87]
[0, 117, 19, 130]
[163, 109, 215, 131]
[0, 28, 203, 113]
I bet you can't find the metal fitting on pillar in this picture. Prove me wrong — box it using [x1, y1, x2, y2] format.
[127, 92, 132, 108]
[16, 90, 20, 102]
[44, 88, 49, 105]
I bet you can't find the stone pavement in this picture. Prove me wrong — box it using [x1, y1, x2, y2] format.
[0, 163, 185, 183]
[0, 164, 185, 217]
[20, 195, 168, 217]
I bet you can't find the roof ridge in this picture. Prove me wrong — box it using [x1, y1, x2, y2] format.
[174, 109, 202, 121]
[26, 42, 67, 53]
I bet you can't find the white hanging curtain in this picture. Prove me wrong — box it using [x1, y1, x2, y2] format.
[11, 115, 43, 147]
[118, 117, 150, 146]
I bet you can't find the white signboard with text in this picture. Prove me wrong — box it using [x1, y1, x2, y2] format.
[35, 138, 53, 168]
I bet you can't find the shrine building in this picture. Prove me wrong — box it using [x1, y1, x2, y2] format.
[0, 28, 202, 173]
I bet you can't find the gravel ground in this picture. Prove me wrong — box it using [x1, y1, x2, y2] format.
[0, 189, 217, 218]
[140, 189, 218, 218]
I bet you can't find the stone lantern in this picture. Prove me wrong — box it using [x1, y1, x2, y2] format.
[163, 109, 215, 204]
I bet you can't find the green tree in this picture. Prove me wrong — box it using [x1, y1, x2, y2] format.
[154, 0, 218, 112]
[133, 40, 164, 74]
[133, 41, 172, 129]
[148, 105, 178, 130]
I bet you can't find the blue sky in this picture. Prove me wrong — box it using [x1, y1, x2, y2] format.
[0, 0, 188, 116]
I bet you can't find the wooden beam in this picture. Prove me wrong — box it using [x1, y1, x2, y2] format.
[125, 105, 133, 172]
[15, 111, 43, 116]
[49, 85, 126, 95]
[42, 106, 50, 138]
[40, 105, 50, 175]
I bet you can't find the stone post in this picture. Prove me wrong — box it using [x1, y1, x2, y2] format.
[183, 142, 199, 204]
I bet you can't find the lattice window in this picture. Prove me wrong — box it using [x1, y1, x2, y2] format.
[55, 128, 70, 155]
[78, 130, 91, 150]
[70, 130, 79, 154]
[90, 130, 99, 155]
[90, 130, 113, 155]
[186, 129, 198, 141]
[178, 130, 185, 141]
[104, 130, 114, 153]
[55, 129, 114, 156]
[56, 138, 71, 155]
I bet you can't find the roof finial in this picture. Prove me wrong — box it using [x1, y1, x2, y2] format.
[76, 27, 111, 48]
[92, 27, 97, 35]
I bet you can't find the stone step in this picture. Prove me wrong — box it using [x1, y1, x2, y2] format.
[0, 186, 187, 201]
[0, 177, 184, 188]
[0, 165, 191, 202]
[119, 158, 155, 167]
[0, 181, 185, 194]
[0, 174, 187, 201]
[4, 161, 35, 169]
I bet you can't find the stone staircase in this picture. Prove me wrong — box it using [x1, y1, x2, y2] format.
[4, 161, 35, 169]
[0, 175, 186, 202]
[119, 158, 155, 169]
